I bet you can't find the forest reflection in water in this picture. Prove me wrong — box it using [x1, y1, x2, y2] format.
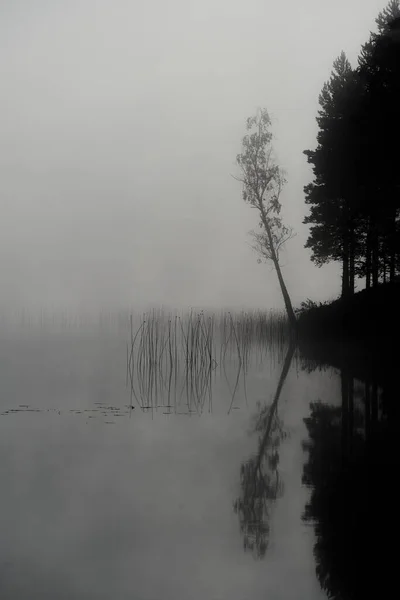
[300, 339, 399, 600]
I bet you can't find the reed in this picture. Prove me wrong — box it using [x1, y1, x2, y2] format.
[126, 308, 289, 413]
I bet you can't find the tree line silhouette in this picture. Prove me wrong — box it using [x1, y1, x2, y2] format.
[304, 1, 400, 298]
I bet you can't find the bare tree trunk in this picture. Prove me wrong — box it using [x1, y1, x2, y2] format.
[371, 381, 378, 423]
[347, 203, 355, 295]
[371, 226, 379, 288]
[364, 380, 370, 441]
[366, 221, 371, 289]
[342, 244, 349, 299]
[348, 375, 354, 453]
[390, 251, 396, 282]
[272, 256, 297, 329]
[262, 217, 297, 330]
[389, 208, 396, 283]
[349, 226, 355, 295]
[342, 201, 352, 299]
[341, 366, 349, 460]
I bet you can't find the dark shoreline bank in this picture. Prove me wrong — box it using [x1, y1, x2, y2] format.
[296, 282, 399, 392]
[297, 281, 400, 342]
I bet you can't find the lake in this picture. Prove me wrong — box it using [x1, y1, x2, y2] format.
[0, 312, 397, 599]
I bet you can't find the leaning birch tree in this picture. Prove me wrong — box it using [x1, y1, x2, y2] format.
[236, 108, 297, 328]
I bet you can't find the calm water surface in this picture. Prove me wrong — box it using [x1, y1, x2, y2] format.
[0, 324, 396, 599]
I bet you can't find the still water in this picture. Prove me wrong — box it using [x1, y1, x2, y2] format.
[0, 318, 396, 599]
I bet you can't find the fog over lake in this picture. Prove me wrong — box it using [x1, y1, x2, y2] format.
[0, 0, 384, 315]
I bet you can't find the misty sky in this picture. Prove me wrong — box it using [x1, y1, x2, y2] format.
[0, 0, 386, 315]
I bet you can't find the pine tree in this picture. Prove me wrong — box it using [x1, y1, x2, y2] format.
[304, 52, 362, 298]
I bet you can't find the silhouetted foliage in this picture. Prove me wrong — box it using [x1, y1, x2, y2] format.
[304, 2, 400, 297]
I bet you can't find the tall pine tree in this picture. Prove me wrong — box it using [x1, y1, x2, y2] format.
[304, 52, 362, 298]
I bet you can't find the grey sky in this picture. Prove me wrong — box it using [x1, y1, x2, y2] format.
[0, 0, 386, 315]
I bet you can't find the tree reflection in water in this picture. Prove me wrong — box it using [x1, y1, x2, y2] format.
[234, 340, 295, 558]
